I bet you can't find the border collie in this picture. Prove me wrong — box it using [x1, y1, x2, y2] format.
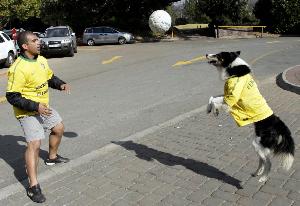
[206, 51, 295, 182]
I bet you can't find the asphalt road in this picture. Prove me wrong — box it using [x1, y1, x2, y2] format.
[0, 37, 299, 188]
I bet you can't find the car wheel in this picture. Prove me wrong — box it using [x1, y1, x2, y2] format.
[68, 47, 74, 57]
[87, 39, 95, 46]
[4, 52, 15, 67]
[74, 46, 78, 53]
[118, 37, 126, 45]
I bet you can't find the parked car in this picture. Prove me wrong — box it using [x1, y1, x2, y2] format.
[40, 26, 77, 57]
[33, 32, 44, 38]
[2, 28, 25, 39]
[0, 31, 17, 68]
[83, 26, 135, 46]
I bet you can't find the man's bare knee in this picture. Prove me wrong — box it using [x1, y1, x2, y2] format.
[51, 122, 64, 136]
[27, 140, 41, 150]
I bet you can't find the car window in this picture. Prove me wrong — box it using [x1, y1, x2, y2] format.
[93, 27, 104, 33]
[0, 34, 5, 43]
[103, 27, 117, 33]
[2, 33, 11, 41]
[85, 28, 93, 33]
[46, 28, 70, 37]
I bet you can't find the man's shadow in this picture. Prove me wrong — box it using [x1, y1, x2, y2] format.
[0, 135, 48, 188]
[113, 140, 242, 189]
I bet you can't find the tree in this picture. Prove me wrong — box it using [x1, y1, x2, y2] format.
[271, 0, 300, 34]
[254, 0, 300, 34]
[182, 0, 209, 23]
[179, 0, 256, 25]
[40, 0, 181, 34]
[199, 0, 254, 25]
[0, 0, 41, 29]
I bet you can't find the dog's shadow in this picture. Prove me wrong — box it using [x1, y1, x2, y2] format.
[0, 135, 48, 188]
[112, 140, 242, 189]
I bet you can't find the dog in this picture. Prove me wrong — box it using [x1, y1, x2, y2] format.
[206, 51, 295, 182]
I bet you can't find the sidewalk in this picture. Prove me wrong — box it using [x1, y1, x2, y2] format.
[0, 74, 299, 206]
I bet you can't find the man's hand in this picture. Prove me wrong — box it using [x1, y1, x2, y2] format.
[38, 103, 52, 116]
[60, 84, 71, 94]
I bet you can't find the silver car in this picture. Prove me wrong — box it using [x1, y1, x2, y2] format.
[41, 26, 77, 57]
[83, 26, 135, 46]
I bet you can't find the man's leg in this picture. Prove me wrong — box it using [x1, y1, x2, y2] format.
[49, 122, 64, 159]
[25, 140, 41, 187]
[44, 108, 69, 165]
[19, 115, 46, 203]
[25, 139, 46, 203]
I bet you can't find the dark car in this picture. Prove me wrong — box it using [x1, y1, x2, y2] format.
[40, 26, 77, 57]
[83, 26, 135, 46]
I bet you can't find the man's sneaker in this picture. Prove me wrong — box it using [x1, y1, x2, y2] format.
[45, 154, 70, 166]
[27, 184, 46, 203]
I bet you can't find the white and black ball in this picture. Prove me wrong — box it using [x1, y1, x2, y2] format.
[148, 10, 172, 34]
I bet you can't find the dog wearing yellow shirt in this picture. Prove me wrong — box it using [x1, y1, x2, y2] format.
[206, 51, 295, 182]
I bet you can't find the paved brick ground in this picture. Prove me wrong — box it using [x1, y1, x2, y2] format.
[1, 77, 299, 206]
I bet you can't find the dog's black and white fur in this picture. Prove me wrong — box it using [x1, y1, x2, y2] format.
[206, 51, 295, 182]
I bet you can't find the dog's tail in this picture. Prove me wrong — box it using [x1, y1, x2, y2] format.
[274, 116, 295, 170]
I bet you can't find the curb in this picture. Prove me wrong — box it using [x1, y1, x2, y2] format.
[276, 65, 300, 95]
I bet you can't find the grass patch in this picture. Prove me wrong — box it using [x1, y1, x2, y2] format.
[174, 24, 209, 30]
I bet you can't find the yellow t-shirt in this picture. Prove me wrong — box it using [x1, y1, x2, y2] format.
[224, 74, 273, 126]
[7, 55, 53, 118]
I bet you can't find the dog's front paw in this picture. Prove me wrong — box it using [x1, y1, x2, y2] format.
[213, 108, 219, 117]
[251, 166, 264, 177]
[258, 176, 268, 182]
[207, 96, 214, 114]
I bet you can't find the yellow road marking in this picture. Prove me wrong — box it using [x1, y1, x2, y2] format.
[173, 55, 206, 67]
[102, 56, 123, 64]
[266, 41, 281, 44]
[172, 60, 193, 67]
[250, 50, 280, 65]
[0, 96, 6, 103]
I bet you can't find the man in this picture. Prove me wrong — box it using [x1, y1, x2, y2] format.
[11, 27, 17, 45]
[6, 31, 71, 203]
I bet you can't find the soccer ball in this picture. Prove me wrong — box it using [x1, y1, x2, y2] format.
[148, 10, 172, 34]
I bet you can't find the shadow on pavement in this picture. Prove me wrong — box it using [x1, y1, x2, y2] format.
[63, 131, 78, 138]
[113, 140, 242, 189]
[0, 135, 48, 188]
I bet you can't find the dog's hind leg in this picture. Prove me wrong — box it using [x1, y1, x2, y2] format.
[251, 157, 264, 177]
[259, 155, 271, 182]
[252, 137, 271, 182]
[252, 138, 264, 176]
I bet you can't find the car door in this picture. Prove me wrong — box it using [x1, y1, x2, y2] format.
[0, 34, 6, 60]
[93, 27, 105, 44]
[103, 27, 118, 43]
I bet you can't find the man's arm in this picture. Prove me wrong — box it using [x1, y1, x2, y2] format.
[6, 92, 39, 111]
[6, 92, 52, 116]
[48, 75, 66, 90]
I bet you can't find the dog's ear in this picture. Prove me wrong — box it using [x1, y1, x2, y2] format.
[235, 51, 241, 56]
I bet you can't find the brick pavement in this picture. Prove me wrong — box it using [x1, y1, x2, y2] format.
[0, 76, 299, 206]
